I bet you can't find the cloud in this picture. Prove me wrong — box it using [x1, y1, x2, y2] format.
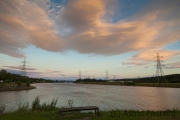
[122, 61, 149, 66]
[60, 0, 180, 55]
[122, 50, 179, 66]
[132, 50, 179, 61]
[46, 69, 61, 73]
[0, 0, 64, 58]
[0, 0, 180, 58]
[3, 66, 36, 70]
[60, 74, 66, 76]
[164, 62, 180, 69]
[85, 70, 98, 73]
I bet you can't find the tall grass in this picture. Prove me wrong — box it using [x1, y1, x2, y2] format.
[32, 97, 41, 111]
[17, 102, 29, 112]
[0, 104, 5, 115]
[31, 97, 58, 111]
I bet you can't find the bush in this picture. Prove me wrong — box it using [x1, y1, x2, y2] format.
[4, 80, 10, 83]
[16, 81, 22, 86]
[26, 82, 30, 87]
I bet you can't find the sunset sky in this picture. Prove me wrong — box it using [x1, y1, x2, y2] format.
[0, 0, 180, 80]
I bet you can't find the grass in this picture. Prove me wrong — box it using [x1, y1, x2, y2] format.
[1, 109, 180, 120]
[1, 97, 180, 120]
[31, 97, 58, 111]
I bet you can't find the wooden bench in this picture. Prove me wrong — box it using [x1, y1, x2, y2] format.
[59, 106, 99, 118]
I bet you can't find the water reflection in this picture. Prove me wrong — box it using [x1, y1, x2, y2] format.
[0, 83, 180, 112]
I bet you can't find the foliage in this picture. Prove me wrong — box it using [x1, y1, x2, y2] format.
[0, 109, 180, 120]
[32, 97, 41, 111]
[16, 81, 22, 86]
[75, 74, 180, 83]
[31, 97, 58, 111]
[17, 102, 29, 112]
[0, 69, 55, 84]
[4, 79, 11, 83]
[26, 82, 30, 87]
[75, 78, 107, 83]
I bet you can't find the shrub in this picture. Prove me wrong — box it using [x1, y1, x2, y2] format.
[4, 80, 10, 83]
[16, 81, 22, 86]
[26, 82, 30, 87]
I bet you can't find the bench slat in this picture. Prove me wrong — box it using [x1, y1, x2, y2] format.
[60, 106, 98, 112]
[59, 106, 99, 118]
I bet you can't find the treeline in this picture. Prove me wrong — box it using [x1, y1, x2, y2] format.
[120, 74, 180, 83]
[75, 74, 180, 83]
[74, 78, 107, 83]
[0, 69, 54, 84]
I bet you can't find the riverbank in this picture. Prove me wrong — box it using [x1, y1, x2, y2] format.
[76, 82, 180, 88]
[1, 97, 179, 120]
[0, 109, 179, 120]
[0, 83, 36, 92]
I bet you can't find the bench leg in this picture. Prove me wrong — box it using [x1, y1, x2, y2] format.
[96, 108, 99, 116]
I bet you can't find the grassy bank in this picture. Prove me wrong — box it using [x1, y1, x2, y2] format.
[0, 109, 180, 120]
[1, 97, 179, 120]
[76, 82, 180, 88]
[0, 83, 36, 92]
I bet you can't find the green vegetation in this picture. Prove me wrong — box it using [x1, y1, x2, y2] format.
[0, 108, 180, 120]
[0, 69, 56, 91]
[0, 97, 180, 120]
[0, 69, 55, 84]
[31, 97, 58, 111]
[75, 74, 180, 88]
[74, 78, 107, 83]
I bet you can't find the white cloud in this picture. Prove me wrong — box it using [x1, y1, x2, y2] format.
[0, 0, 180, 60]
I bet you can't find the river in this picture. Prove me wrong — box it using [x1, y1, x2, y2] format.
[0, 83, 180, 112]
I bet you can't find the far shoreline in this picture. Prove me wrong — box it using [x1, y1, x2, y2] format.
[75, 82, 180, 88]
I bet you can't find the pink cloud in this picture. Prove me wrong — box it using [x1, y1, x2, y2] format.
[164, 62, 180, 69]
[3, 66, 36, 70]
[0, 0, 180, 58]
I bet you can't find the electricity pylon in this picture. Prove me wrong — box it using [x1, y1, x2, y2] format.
[106, 70, 108, 80]
[79, 70, 81, 79]
[154, 52, 167, 83]
[20, 58, 29, 76]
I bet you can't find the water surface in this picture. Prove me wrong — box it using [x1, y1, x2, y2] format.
[0, 83, 180, 112]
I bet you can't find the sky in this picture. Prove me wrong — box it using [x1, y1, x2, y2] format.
[0, 0, 180, 80]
